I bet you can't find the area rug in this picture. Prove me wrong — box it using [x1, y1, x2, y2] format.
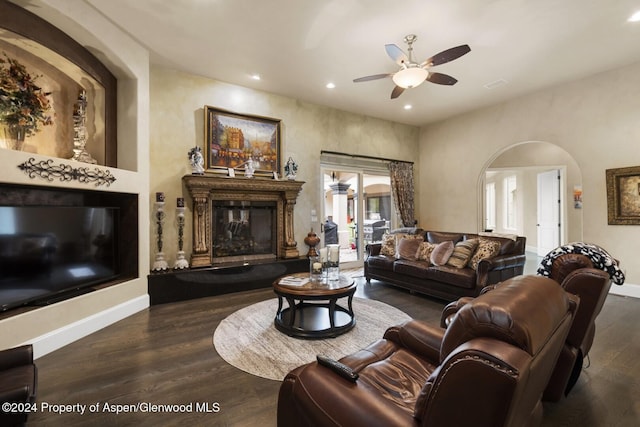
[213, 297, 411, 381]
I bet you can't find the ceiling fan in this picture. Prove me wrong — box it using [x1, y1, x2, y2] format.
[353, 34, 471, 99]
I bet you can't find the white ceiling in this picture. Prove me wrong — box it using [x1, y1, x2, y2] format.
[88, 0, 640, 127]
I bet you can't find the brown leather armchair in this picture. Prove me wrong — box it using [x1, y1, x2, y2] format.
[277, 275, 578, 427]
[540, 254, 611, 401]
[0, 344, 37, 426]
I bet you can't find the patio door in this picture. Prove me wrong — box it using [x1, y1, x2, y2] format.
[320, 153, 396, 269]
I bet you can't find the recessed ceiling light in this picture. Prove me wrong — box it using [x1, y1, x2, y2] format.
[251, 74, 261, 80]
[326, 82, 336, 89]
[403, 104, 412, 110]
[629, 10, 640, 22]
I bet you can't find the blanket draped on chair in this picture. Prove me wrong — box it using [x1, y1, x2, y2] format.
[537, 242, 625, 285]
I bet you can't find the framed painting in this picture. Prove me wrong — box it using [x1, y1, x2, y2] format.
[204, 106, 281, 177]
[606, 166, 640, 225]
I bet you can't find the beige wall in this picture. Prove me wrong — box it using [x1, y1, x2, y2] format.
[419, 61, 640, 287]
[149, 67, 419, 267]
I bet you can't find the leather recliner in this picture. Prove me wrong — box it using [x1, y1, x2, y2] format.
[540, 253, 611, 401]
[277, 275, 578, 427]
[0, 344, 38, 426]
[441, 255, 612, 402]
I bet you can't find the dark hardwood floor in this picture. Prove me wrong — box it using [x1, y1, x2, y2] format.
[27, 275, 639, 426]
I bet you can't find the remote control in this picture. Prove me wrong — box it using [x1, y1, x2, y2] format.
[316, 355, 359, 382]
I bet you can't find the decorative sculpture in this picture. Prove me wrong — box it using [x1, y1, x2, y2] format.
[70, 90, 97, 164]
[188, 146, 204, 175]
[284, 156, 298, 180]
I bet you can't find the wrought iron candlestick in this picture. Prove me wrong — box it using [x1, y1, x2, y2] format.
[174, 197, 189, 269]
[152, 192, 169, 272]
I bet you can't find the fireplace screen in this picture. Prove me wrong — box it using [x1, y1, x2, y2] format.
[212, 200, 277, 261]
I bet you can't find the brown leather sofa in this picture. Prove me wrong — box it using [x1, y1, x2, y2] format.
[364, 229, 526, 301]
[0, 344, 37, 426]
[277, 275, 578, 427]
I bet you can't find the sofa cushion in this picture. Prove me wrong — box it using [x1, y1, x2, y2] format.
[366, 255, 396, 270]
[430, 241, 454, 266]
[426, 265, 476, 289]
[396, 237, 423, 261]
[380, 234, 396, 256]
[446, 239, 478, 269]
[426, 231, 464, 245]
[416, 242, 437, 262]
[393, 259, 432, 279]
[468, 238, 502, 270]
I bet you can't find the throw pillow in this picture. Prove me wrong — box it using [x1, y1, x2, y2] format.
[430, 241, 455, 266]
[446, 239, 479, 269]
[416, 241, 437, 262]
[396, 237, 423, 261]
[380, 234, 396, 257]
[468, 238, 502, 270]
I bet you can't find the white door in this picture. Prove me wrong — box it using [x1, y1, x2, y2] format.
[537, 169, 560, 256]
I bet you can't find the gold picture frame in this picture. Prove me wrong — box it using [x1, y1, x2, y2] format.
[606, 165, 640, 225]
[203, 106, 281, 178]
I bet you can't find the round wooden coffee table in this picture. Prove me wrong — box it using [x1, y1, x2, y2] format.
[273, 272, 356, 339]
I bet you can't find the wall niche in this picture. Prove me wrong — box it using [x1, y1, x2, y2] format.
[0, 0, 117, 166]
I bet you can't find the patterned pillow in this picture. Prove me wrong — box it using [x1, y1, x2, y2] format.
[396, 237, 423, 261]
[430, 241, 455, 266]
[446, 239, 479, 269]
[416, 242, 437, 262]
[380, 234, 396, 256]
[468, 238, 502, 270]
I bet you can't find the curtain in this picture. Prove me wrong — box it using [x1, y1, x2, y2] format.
[388, 161, 415, 227]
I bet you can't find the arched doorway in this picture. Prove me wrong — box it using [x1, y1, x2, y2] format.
[477, 141, 583, 254]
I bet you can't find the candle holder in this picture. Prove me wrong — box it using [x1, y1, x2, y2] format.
[152, 194, 169, 272]
[174, 198, 189, 269]
[327, 244, 340, 282]
[309, 255, 322, 282]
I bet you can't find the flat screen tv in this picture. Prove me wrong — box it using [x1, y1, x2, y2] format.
[0, 206, 120, 312]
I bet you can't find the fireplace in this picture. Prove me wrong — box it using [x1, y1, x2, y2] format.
[212, 200, 277, 263]
[183, 175, 304, 267]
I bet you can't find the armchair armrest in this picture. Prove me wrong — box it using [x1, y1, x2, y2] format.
[0, 345, 33, 371]
[440, 297, 473, 328]
[383, 320, 444, 362]
[365, 242, 382, 257]
[476, 253, 527, 286]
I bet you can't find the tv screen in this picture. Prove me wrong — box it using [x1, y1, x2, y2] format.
[0, 206, 119, 311]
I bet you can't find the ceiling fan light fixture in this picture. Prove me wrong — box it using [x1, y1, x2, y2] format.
[392, 67, 428, 88]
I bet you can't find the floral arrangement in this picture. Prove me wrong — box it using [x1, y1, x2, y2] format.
[0, 53, 53, 137]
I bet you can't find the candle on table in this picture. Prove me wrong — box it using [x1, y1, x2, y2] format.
[319, 247, 328, 263]
[329, 245, 339, 262]
[177, 197, 185, 207]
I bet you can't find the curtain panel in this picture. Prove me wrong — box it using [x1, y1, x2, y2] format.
[388, 161, 415, 227]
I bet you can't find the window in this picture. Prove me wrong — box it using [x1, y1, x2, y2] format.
[485, 182, 496, 230]
[504, 175, 517, 230]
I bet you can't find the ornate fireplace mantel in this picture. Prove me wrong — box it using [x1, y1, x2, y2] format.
[183, 175, 304, 267]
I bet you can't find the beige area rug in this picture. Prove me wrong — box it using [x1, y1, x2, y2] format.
[213, 297, 411, 381]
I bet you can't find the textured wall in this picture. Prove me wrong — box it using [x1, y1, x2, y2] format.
[149, 67, 419, 267]
[419, 61, 640, 288]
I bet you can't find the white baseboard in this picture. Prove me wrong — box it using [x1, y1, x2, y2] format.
[609, 282, 640, 299]
[22, 295, 149, 359]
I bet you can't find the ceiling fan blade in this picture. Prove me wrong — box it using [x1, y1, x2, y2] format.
[390, 85, 405, 99]
[422, 44, 471, 67]
[427, 72, 458, 85]
[385, 44, 408, 65]
[353, 73, 392, 83]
